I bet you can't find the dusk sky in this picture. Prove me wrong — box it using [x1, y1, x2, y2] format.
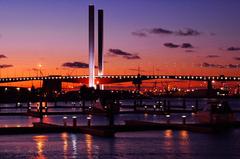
[0, 0, 240, 77]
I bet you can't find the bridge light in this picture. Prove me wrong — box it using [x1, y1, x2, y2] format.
[16, 87, 20, 91]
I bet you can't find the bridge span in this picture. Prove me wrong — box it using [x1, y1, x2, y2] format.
[0, 74, 239, 83]
[0, 74, 238, 92]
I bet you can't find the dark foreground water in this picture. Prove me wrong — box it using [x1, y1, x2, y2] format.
[0, 130, 240, 159]
[0, 98, 240, 158]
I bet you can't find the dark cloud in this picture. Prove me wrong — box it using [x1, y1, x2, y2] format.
[199, 62, 240, 69]
[0, 64, 13, 69]
[233, 57, 240, 61]
[62, 61, 97, 69]
[200, 62, 224, 68]
[206, 55, 220, 58]
[176, 28, 201, 36]
[0, 54, 7, 59]
[146, 27, 201, 36]
[185, 50, 195, 53]
[227, 64, 239, 68]
[227, 47, 240, 51]
[149, 28, 173, 34]
[181, 43, 194, 48]
[163, 43, 179, 48]
[132, 31, 147, 37]
[32, 68, 39, 71]
[108, 49, 141, 60]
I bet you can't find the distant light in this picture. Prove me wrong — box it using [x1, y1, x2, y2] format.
[38, 64, 42, 68]
[166, 114, 170, 118]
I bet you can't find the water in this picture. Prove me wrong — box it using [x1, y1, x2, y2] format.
[0, 130, 240, 159]
[0, 98, 240, 158]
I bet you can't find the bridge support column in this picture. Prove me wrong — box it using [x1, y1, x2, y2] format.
[207, 80, 213, 96]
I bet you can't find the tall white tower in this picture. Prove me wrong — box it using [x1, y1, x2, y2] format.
[89, 4, 95, 87]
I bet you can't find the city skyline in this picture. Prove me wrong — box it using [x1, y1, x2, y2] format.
[0, 0, 240, 77]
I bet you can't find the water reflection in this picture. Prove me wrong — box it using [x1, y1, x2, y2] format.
[163, 129, 174, 151]
[61, 133, 69, 159]
[71, 134, 78, 158]
[178, 130, 191, 154]
[164, 129, 173, 139]
[33, 135, 48, 159]
[85, 134, 93, 159]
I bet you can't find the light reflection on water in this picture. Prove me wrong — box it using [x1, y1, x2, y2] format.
[61, 133, 68, 159]
[0, 130, 239, 158]
[85, 134, 93, 159]
[71, 134, 78, 158]
[33, 135, 48, 159]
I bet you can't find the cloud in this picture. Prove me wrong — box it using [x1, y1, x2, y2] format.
[200, 62, 224, 68]
[199, 62, 240, 69]
[227, 47, 240, 51]
[176, 28, 201, 36]
[210, 33, 216, 36]
[132, 31, 147, 37]
[163, 43, 179, 48]
[233, 57, 240, 61]
[206, 55, 220, 58]
[108, 49, 141, 60]
[0, 54, 7, 59]
[185, 50, 195, 53]
[181, 43, 194, 48]
[0, 64, 13, 69]
[149, 28, 173, 34]
[227, 64, 239, 68]
[62, 61, 97, 69]
[141, 27, 201, 36]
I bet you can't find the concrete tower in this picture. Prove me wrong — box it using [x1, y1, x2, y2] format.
[98, 9, 104, 76]
[89, 4, 95, 87]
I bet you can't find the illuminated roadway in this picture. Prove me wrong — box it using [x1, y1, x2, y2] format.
[0, 75, 239, 84]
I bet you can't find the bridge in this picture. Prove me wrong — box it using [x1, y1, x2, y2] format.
[0, 74, 239, 92]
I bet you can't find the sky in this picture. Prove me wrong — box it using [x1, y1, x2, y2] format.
[0, 0, 240, 78]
